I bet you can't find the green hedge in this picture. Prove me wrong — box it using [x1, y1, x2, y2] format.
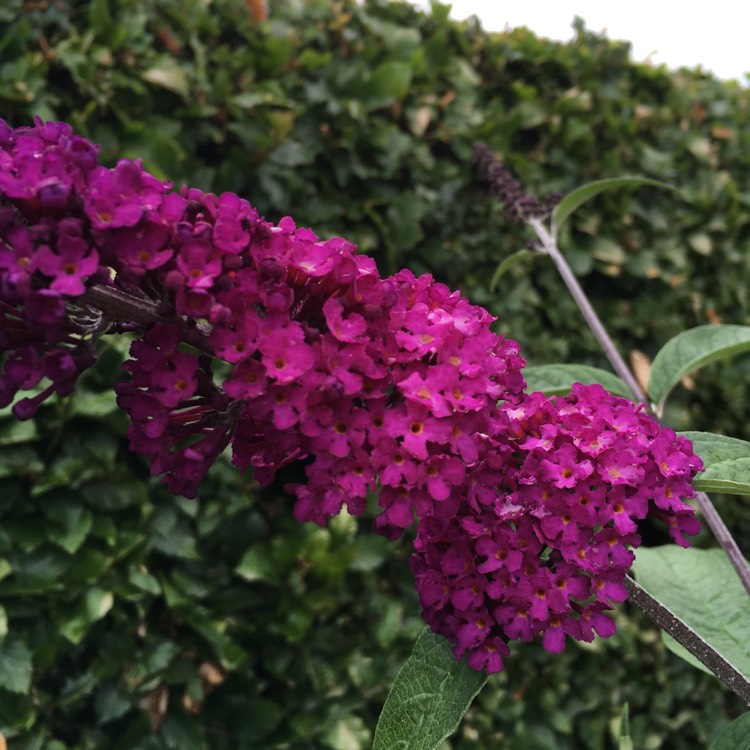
[1, 1, 748, 747]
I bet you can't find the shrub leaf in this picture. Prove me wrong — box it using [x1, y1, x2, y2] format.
[708, 712, 750, 750]
[372, 628, 487, 750]
[489, 250, 536, 291]
[648, 325, 750, 409]
[632, 547, 750, 679]
[551, 177, 675, 233]
[523, 364, 634, 399]
[0, 637, 32, 694]
[680, 431, 750, 495]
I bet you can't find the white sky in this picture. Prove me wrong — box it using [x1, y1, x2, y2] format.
[409, 1, 750, 83]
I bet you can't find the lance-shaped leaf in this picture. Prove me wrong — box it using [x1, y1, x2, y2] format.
[648, 325, 750, 410]
[551, 177, 676, 233]
[679, 431, 750, 496]
[489, 250, 536, 291]
[708, 712, 750, 750]
[617, 704, 634, 750]
[523, 364, 634, 400]
[372, 628, 487, 750]
[632, 547, 750, 680]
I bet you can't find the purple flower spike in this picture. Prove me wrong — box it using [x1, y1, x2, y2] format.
[0, 119, 702, 676]
[411, 384, 701, 673]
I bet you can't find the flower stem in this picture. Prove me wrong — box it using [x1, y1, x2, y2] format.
[527, 218, 647, 404]
[527, 217, 750, 598]
[81, 284, 213, 354]
[694, 489, 750, 594]
[625, 575, 750, 705]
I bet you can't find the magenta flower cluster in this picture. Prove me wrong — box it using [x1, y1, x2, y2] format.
[0, 119, 103, 416]
[0, 119, 702, 673]
[411, 383, 701, 671]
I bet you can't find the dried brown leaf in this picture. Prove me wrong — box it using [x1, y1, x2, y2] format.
[140, 684, 169, 730]
[199, 661, 225, 693]
[245, 0, 267, 22]
[630, 349, 651, 396]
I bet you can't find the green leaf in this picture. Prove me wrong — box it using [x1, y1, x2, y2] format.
[617, 703, 634, 750]
[43, 497, 94, 554]
[58, 587, 114, 644]
[349, 534, 391, 572]
[662, 632, 713, 676]
[127, 566, 161, 595]
[0, 636, 33, 694]
[184, 612, 247, 670]
[68, 549, 111, 584]
[233, 699, 285, 743]
[693, 462, 750, 496]
[386, 192, 425, 250]
[680, 431, 750, 466]
[147, 505, 198, 559]
[159, 714, 204, 750]
[324, 716, 370, 750]
[95, 681, 132, 724]
[591, 237, 627, 266]
[688, 232, 713, 256]
[552, 177, 676, 232]
[230, 92, 267, 110]
[88, 0, 114, 43]
[73, 390, 118, 417]
[372, 628, 487, 750]
[374, 601, 404, 648]
[142, 58, 190, 98]
[708, 712, 750, 750]
[632, 547, 750, 678]
[489, 250, 536, 291]
[235, 543, 278, 583]
[648, 325, 750, 409]
[0, 444, 44, 478]
[367, 61, 413, 107]
[679, 431, 750, 496]
[10, 548, 70, 589]
[82, 478, 148, 511]
[522, 364, 634, 399]
[0, 417, 37, 445]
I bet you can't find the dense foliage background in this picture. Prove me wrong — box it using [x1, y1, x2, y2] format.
[1, 0, 749, 747]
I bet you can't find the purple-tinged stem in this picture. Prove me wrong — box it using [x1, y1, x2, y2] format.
[527, 217, 648, 404]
